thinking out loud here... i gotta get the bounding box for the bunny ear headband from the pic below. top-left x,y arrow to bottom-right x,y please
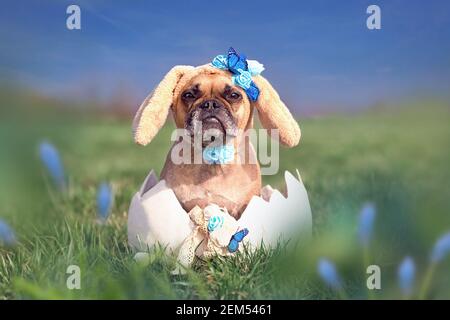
211,47 -> 265,101
134,47 -> 301,147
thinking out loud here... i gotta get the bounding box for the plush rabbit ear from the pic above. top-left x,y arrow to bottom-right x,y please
252,75 -> 301,147
133,65 -> 194,146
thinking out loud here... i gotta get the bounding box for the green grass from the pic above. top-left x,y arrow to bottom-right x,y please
0,92 -> 449,299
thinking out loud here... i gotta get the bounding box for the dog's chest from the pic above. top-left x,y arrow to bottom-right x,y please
162,163 -> 261,219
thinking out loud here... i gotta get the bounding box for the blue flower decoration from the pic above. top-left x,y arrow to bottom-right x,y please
232,69 -> 252,90
203,145 -> 234,165
210,47 -> 263,101
207,215 -> 224,232
211,55 -> 228,70
247,60 -> 265,76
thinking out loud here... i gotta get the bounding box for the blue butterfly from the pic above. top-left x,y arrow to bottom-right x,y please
227,47 -> 248,73
227,228 -> 249,253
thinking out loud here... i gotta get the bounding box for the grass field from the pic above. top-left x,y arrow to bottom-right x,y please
0,91 -> 449,299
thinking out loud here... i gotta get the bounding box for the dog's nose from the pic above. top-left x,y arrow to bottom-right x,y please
199,100 -> 221,110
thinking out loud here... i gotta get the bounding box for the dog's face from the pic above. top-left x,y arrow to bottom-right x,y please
172,73 -> 252,145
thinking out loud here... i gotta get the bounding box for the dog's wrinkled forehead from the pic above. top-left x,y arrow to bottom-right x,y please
182,74 -> 241,99
173,65 -> 237,101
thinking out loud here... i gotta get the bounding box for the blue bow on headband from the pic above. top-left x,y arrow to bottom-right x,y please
211,47 -> 264,101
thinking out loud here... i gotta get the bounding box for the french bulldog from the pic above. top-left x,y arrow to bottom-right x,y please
133,62 -> 300,218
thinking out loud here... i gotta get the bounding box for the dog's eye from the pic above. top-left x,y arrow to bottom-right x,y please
229,92 -> 241,100
182,91 -> 195,100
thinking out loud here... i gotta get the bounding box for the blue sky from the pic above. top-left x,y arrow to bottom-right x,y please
1,0 -> 449,114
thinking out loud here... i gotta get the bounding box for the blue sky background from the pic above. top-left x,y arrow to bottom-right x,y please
1,0 -> 449,115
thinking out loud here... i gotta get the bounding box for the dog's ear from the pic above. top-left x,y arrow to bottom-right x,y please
133,65 -> 194,146
252,75 -> 301,147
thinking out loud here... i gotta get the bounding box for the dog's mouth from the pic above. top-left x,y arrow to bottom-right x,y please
202,115 -> 224,134
185,106 -> 237,147
201,116 -> 229,147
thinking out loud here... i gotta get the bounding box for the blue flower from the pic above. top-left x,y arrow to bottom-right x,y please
203,145 -> 234,164
207,215 -> 224,232
430,231 -> 450,263
97,182 -> 113,221
317,258 -> 342,290
232,69 -> 252,90
247,59 -> 265,76
358,202 -> 376,246
39,141 -> 66,190
203,147 -> 220,164
211,54 -> 228,70
398,256 -> 416,296
0,219 -> 16,246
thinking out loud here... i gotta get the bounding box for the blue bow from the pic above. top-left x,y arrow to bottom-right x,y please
211,47 -> 263,101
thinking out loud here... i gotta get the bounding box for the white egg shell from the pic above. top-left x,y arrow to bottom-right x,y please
127,170 -> 194,252
127,170 -> 312,253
